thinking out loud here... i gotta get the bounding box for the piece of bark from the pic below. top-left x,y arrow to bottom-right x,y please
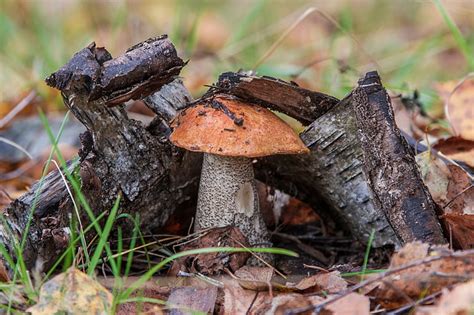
144,79 -> 193,123
46,35 -> 185,107
214,72 -> 339,124
0,37 -> 201,274
352,71 -> 446,244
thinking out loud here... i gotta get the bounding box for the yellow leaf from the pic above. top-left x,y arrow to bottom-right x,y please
436,78 -> 474,140
27,268 -> 112,315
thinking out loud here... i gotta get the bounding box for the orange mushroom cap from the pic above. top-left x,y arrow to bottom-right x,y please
170,96 -> 309,158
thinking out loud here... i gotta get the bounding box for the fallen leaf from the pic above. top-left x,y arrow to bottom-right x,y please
445,165 -> 473,214
0,259 -> 9,282
416,152 -> 451,205
416,280 -> 474,315
169,227 -> 250,276
436,78 -> 474,140
0,187 -> 12,212
260,293 -> 315,315
167,286 -> 218,315
416,152 -> 473,216
442,214 -> 474,249
280,198 -> 320,226
433,137 -> 474,168
222,276 -> 271,314
324,293 -> 370,315
27,267 -> 112,315
287,271 -> 347,294
257,182 -> 319,227
393,97 -> 435,139
232,266 -> 275,291
372,242 -> 474,309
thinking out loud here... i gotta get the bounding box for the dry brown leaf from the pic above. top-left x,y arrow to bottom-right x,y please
416,148 -> 474,249
442,214 -> 474,249
416,151 -> 473,217
169,227 -> 250,276
260,293 -> 316,315
416,152 -> 451,205
324,293 -> 370,315
280,198 -> 320,226
167,286 -> 218,315
222,277 -> 271,314
372,242 -> 474,309
258,182 -> 319,227
392,97 -> 434,139
0,187 -> 12,212
27,267 -> 112,315
445,165 -> 473,214
433,137 -> 474,168
436,78 -> 474,140
232,266 -> 276,291
0,259 -> 9,282
416,280 -> 474,315
287,271 -> 348,294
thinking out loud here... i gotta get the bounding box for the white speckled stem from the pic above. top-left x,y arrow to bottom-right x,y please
195,154 -> 270,248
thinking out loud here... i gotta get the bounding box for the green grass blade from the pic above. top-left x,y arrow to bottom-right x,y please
433,0 -> 474,70
341,269 -> 386,277
42,211 -> 107,283
116,227 -> 123,275
124,214 -> 140,278
361,229 -> 375,278
87,194 -> 121,276
3,110 -> 71,310
227,0 -> 267,45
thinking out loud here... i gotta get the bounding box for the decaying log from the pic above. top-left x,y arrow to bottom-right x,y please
255,97 -> 399,247
352,71 -> 446,244
0,36 -> 201,273
214,72 -> 445,246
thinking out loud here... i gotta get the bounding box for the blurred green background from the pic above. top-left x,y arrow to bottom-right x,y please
0,0 -> 473,114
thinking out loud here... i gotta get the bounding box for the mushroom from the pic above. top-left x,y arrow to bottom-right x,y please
170,95 -> 309,259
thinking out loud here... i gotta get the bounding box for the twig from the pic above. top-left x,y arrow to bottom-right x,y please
0,91 -> 36,128
386,289 -> 445,315
273,232 -> 330,264
0,136 -> 33,160
231,237 -> 287,279
286,249 -> 474,314
246,291 -> 260,315
443,185 -> 474,209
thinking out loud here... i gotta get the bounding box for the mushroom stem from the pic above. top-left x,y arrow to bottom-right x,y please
196,153 -> 270,249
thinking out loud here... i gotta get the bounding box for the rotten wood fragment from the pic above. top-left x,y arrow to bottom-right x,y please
144,79 -> 193,122
0,37 -> 200,274
352,71 -> 446,244
214,72 -> 339,124
45,35 -> 185,107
